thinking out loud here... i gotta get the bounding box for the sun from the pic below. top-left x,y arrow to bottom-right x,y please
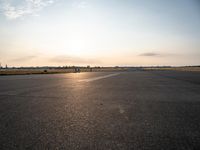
68,38 -> 86,56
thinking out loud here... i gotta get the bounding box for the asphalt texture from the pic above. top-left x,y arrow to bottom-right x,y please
0,71 -> 200,150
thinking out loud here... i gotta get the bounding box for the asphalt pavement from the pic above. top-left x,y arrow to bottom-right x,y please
0,71 -> 200,150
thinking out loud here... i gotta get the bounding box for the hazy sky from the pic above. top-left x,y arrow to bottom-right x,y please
0,0 -> 200,67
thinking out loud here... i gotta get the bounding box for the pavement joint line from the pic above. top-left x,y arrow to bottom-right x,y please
79,73 -> 120,82
0,94 -> 63,99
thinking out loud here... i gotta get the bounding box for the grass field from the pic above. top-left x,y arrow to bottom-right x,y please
0,66 -> 199,75
0,67 -> 129,75
143,66 -> 200,72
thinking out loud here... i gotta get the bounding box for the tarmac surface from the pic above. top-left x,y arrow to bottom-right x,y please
0,71 -> 200,150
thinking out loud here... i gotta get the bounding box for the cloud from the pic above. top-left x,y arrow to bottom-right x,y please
72,1 -> 89,9
139,52 -> 177,58
11,55 -> 37,62
139,52 -> 161,57
50,55 -> 100,65
1,0 -> 55,20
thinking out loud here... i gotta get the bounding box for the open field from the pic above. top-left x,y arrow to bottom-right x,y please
1,66 -> 200,76
143,66 -> 200,72
0,70 -> 200,149
0,67 -> 129,75
0,68 -> 75,75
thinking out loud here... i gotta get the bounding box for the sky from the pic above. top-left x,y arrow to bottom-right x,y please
0,0 -> 200,67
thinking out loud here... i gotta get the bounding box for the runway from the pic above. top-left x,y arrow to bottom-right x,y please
0,71 -> 200,149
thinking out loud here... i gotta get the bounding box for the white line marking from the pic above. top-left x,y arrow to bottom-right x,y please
79,73 -> 120,82
119,106 -> 125,114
